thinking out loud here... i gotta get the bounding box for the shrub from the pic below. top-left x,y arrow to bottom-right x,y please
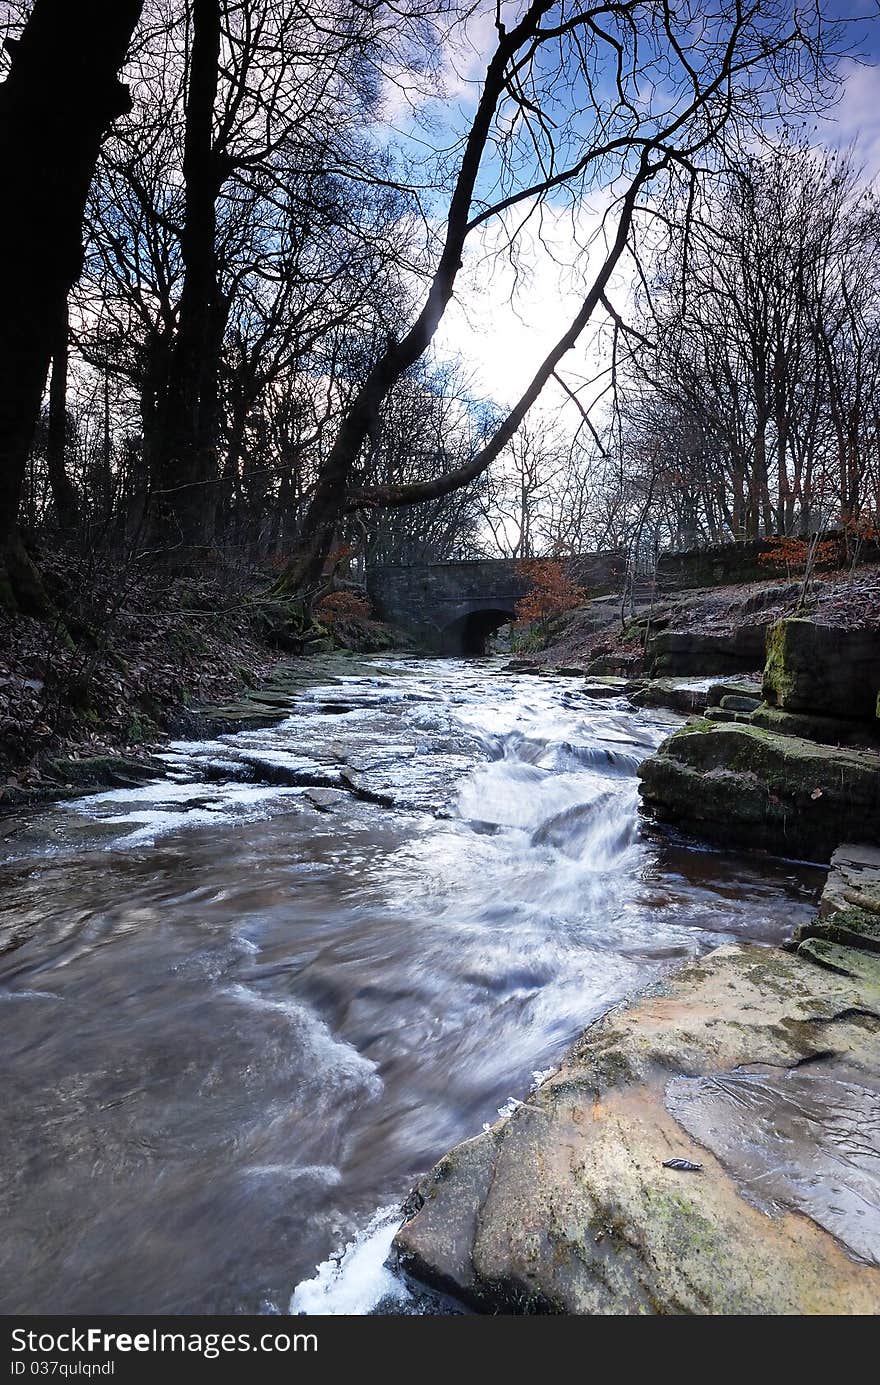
314,590 -> 373,625
514,559 -> 586,643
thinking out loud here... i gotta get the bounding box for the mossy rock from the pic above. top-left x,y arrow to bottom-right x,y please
763,618 -> 880,720
789,907 -> 880,956
638,721 -> 880,861
45,755 -> 160,789
796,938 -> 880,992
750,702 -> 879,748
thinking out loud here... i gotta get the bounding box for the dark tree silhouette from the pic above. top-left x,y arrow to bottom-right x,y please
0,0 -> 144,609
149,0 -> 222,552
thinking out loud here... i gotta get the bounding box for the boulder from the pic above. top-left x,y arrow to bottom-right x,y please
393,943 -> 880,1314
763,618 -> 880,721
628,680 -> 709,715
719,694 -> 760,713
706,678 -> 762,705
704,706 -> 752,724
637,720 -> 880,861
644,625 -> 765,678
586,651 -> 644,677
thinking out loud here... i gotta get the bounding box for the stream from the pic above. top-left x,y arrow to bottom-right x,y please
0,657 -> 823,1314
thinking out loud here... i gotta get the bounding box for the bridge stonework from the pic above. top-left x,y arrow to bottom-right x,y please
367,553 -> 623,653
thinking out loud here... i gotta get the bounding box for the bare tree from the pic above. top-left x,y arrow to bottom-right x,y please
269,0 -> 839,602
0,0 -> 144,609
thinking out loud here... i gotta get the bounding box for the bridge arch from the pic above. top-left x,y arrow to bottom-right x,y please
439,605 -> 516,655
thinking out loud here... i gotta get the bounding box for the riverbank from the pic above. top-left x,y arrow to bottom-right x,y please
522,565 -> 880,683
0,549 -> 402,807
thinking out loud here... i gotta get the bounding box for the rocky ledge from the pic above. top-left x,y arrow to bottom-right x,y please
637,720 -> 880,862
393,934 -> 880,1314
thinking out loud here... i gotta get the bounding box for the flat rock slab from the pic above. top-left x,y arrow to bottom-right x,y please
629,680 -> 709,715
791,843 -> 880,954
822,842 -> 880,917
580,677 -> 640,698
393,943 -> 880,1314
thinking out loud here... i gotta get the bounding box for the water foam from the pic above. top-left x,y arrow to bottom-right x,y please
290,1205 -> 410,1315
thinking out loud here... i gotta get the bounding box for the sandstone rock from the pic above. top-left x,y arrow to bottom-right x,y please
645,626 -> 765,678
788,843 -> 880,954
795,937 -> 880,989
628,680 -> 709,715
763,618 -> 880,721
820,842 -> 880,917
637,721 -> 880,861
46,755 -> 161,788
749,704 -> 879,748
193,701 -> 287,734
704,707 -> 752,724
719,694 -> 760,713
393,944 -> 880,1314
581,676 -> 642,698
706,678 -> 762,705
586,652 -> 644,677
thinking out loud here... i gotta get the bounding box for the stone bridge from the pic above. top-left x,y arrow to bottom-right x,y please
367,553 -> 624,653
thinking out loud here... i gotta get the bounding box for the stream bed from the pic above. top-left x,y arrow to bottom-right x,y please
0,657 -> 823,1313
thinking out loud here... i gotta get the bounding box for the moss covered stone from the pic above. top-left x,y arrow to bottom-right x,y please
762,618 -> 880,720
637,720 -> 880,861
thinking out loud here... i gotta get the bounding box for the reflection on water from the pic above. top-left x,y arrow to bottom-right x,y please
0,658 -> 822,1313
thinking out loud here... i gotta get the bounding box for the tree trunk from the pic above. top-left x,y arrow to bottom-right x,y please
0,0 -> 143,610
46,298 -> 79,531
150,0 -> 223,558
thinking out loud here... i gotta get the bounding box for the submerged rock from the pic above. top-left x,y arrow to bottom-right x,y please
393,943 -> 880,1314
637,720 -> 880,861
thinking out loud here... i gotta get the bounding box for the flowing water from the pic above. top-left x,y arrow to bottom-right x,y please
0,657 -> 823,1314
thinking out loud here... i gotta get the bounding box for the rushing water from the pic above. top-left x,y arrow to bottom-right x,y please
0,657 -> 823,1314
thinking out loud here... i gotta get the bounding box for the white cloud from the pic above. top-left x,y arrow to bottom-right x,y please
816,57 -> 880,175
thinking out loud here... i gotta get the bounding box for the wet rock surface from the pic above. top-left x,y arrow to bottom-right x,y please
393,943 -> 880,1314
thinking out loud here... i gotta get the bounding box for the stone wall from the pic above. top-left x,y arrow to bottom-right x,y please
658,533 -> 880,591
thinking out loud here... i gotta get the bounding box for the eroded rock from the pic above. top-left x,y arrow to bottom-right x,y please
763,619 -> 880,721
645,626 -> 765,678
393,944 -> 880,1314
